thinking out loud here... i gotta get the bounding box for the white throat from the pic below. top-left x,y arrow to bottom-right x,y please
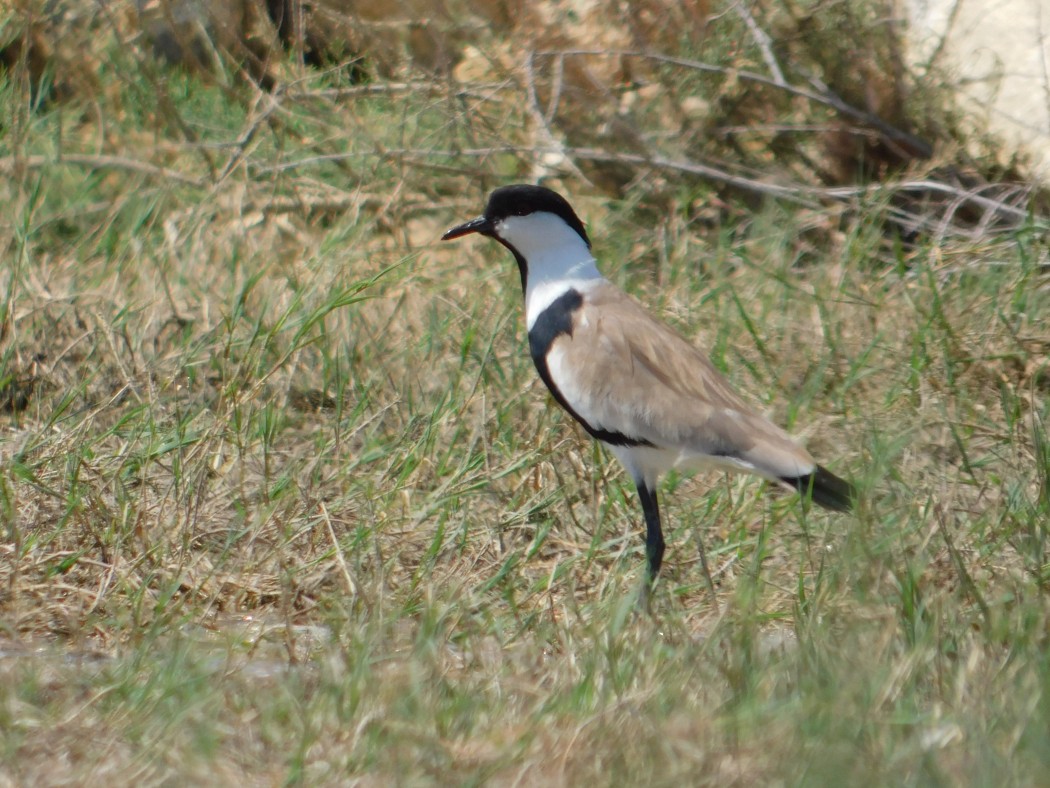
495,212 -> 604,329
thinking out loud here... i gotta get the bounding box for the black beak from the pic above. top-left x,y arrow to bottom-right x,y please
442,215 -> 492,241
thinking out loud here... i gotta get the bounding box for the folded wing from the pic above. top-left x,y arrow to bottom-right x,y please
545,282 -> 818,481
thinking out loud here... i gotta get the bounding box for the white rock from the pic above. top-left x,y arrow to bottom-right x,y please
904,0 -> 1050,181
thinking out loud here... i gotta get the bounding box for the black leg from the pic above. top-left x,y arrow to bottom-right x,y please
639,480 -> 719,611
637,483 -> 664,585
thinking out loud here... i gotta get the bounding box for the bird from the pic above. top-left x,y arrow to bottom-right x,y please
442,184 -> 854,598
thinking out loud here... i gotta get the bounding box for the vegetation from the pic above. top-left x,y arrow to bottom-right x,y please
1,1 -> 1048,783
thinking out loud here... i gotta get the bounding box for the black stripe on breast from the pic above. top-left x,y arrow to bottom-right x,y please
528,289 -> 652,448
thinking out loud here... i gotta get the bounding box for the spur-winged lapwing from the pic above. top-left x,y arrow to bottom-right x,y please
442,184 -> 854,594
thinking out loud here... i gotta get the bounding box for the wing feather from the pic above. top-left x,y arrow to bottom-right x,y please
545,282 -> 815,479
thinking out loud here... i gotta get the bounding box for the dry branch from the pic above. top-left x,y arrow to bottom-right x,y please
250,143 -> 1038,237
0,153 -> 205,187
532,48 -> 935,161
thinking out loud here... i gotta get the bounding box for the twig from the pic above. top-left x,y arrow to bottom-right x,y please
321,502 -> 358,600
532,48 -> 934,159
733,1 -> 787,86
252,144 -> 1038,230
546,52 -> 567,122
523,51 -> 593,185
568,147 -> 816,204
0,153 -> 205,187
915,0 -> 965,74
934,503 -> 991,628
695,532 -> 720,611
310,81 -> 473,98
217,90 -> 282,183
820,179 -> 1032,222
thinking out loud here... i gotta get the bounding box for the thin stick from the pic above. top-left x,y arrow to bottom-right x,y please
523,51 -> 593,184
321,502 -> 358,600
255,144 -> 1033,228
532,48 -> 934,158
0,153 -> 204,186
695,531 -> 720,612
733,1 -> 787,86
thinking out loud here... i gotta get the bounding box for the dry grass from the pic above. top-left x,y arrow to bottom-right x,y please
1,1 -> 1049,784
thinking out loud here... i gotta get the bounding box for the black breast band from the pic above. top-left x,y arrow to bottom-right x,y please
528,289 -> 652,448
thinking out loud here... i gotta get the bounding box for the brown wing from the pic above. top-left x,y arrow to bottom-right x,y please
546,282 -> 816,478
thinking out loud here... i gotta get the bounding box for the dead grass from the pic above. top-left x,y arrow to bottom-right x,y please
0,1 -> 1049,785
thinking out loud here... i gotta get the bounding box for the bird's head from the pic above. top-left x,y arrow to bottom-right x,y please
442,184 -> 590,251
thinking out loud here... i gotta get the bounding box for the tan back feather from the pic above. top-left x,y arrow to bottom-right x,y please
553,281 -> 815,479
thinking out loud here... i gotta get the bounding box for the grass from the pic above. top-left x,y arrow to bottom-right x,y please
2,4 -> 1050,785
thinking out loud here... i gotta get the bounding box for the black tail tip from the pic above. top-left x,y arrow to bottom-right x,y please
781,466 -> 855,513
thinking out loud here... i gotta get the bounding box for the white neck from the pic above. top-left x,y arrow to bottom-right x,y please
494,213 -> 604,328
